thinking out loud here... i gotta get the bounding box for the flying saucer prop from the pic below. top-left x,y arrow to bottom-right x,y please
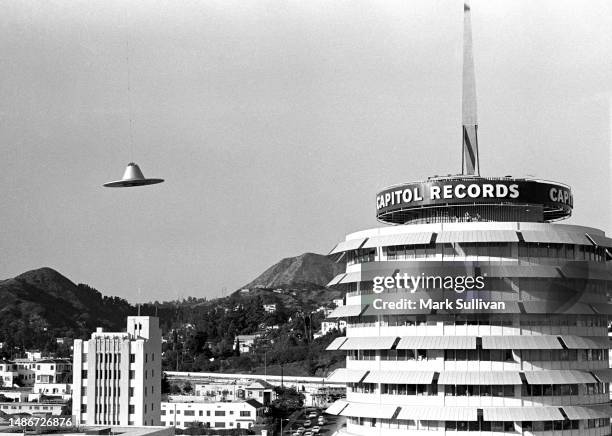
103,162 -> 164,188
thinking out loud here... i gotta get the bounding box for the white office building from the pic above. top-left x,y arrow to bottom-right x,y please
72,316 -> 162,427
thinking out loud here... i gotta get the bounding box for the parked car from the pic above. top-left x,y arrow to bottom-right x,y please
311,426 -> 321,433
303,419 -> 311,427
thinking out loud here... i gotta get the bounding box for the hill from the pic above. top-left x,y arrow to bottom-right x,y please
0,267 -> 134,353
242,252 -> 343,290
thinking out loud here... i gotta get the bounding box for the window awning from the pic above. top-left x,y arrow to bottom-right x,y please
363,370 -> 435,384
563,404 -> 612,420
437,230 -> 519,243
325,369 -> 367,383
339,336 -> 397,350
340,403 -> 398,419
329,238 -> 367,255
325,399 -> 349,415
482,335 -> 562,349
396,336 -> 477,349
397,406 -> 477,421
327,305 -> 365,318
519,230 -> 590,245
326,273 -> 346,287
483,407 -> 564,421
591,304 -> 612,315
524,370 -> 597,385
325,337 -> 348,351
338,271 -> 362,284
438,371 -> 521,385
362,232 -> 433,248
592,369 -> 612,383
560,335 -> 610,349
586,233 -> 612,248
520,302 -> 595,315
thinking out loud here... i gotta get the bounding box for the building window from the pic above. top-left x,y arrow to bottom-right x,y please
130,354 -> 135,363
161,410 -> 166,416
214,411 -> 225,416
206,411 -> 211,416
81,405 -> 87,413
184,411 -> 195,416
130,387 -> 134,396
129,370 -> 135,379
240,411 -> 251,417
129,405 -> 135,414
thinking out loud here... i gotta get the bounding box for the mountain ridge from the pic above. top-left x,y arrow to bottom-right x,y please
242,252 -> 343,290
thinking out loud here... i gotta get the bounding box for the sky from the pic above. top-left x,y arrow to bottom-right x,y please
1,0 -> 611,303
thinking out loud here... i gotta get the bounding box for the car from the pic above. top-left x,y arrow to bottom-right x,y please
292,433 -> 300,436
297,427 -> 305,433
311,426 -> 321,433
308,412 -> 318,419
304,432 -> 313,436
303,419 -> 311,427
317,417 -> 326,425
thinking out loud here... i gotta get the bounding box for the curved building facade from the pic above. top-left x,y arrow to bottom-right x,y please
323,4 -> 611,434
325,213 -> 612,435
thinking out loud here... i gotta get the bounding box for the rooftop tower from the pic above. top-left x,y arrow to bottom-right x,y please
462,1 -> 479,176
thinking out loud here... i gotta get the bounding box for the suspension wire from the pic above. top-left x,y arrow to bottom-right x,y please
124,3 -> 135,162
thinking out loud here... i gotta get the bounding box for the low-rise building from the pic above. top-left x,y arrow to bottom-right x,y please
320,319 -> 346,336
160,396 -> 263,430
194,379 -> 273,405
262,304 -> 277,313
14,358 -> 36,386
234,334 -> 260,354
0,362 -> 18,388
0,401 -> 64,416
35,359 -> 71,384
25,351 -> 42,361
0,388 -> 30,402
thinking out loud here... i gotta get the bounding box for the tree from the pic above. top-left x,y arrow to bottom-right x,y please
234,337 -> 240,357
161,374 -> 171,394
268,387 -> 304,418
183,381 -> 193,394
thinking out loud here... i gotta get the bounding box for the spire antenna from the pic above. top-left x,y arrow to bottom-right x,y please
462,1 -> 480,175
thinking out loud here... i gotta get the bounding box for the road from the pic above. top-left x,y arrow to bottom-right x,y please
282,408 -> 346,436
